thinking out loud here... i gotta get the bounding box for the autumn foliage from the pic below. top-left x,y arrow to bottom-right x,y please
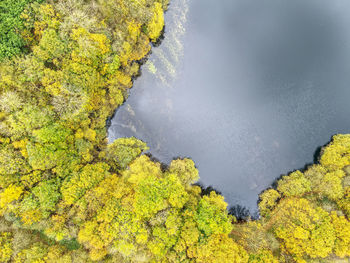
0,0 -> 349,262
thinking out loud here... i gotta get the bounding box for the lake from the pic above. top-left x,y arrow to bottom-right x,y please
108,0 -> 350,213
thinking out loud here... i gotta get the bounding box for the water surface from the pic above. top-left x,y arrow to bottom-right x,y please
109,0 -> 350,212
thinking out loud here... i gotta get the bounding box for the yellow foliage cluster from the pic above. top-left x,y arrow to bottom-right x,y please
331,212 -> 350,258
0,232 -> 13,263
195,234 -> 249,263
72,155 -> 238,262
273,198 -> 335,261
0,184 -> 24,213
146,2 -> 165,41
320,134 -> 350,171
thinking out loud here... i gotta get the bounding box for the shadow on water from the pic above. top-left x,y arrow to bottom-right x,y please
228,205 -> 255,221
145,153 -> 169,171
313,146 -> 323,164
266,136 -> 333,190
151,27 -> 166,47
194,183 -> 223,196
229,136 -> 334,221
256,137 -> 333,214
194,182 -> 256,220
312,135 -> 335,164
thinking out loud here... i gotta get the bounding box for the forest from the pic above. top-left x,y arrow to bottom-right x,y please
0,0 -> 349,262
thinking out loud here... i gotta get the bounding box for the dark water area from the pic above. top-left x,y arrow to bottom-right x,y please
108,0 -> 350,213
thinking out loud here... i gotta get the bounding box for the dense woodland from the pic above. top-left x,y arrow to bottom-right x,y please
0,0 -> 349,262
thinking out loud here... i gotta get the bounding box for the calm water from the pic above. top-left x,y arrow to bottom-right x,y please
109,0 -> 350,213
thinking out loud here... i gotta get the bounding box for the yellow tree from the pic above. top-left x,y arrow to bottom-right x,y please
270,198 -> 336,262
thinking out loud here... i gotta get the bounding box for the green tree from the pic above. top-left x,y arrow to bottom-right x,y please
61,163 -> 110,206
0,0 -> 43,60
195,191 -> 233,237
104,137 -> 148,170
26,123 -> 75,170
